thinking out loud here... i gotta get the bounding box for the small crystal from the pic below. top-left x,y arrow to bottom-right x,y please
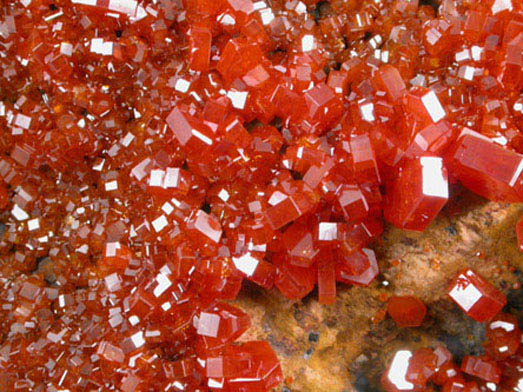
447,269 -> 506,322
387,296 -> 427,327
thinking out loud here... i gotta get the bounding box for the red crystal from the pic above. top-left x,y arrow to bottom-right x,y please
381,348 -> 438,392
188,26 -> 212,72
461,355 -> 502,383
206,341 -> 283,390
422,18 -> 461,57
404,87 -> 447,128
433,346 -> 453,369
232,251 -> 276,289
348,134 -> 381,184
282,221 -> 319,267
449,129 -> 523,202
447,269 -> 506,322
196,302 -> 251,350
432,361 -> 462,386
499,349 -> 523,391
0,182 -> 9,210
406,348 -> 437,385
387,296 -> 427,328
318,254 -> 336,304
442,380 -> 480,392
517,215 -> 523,252
375,65 -> 406,103
335,248 -> 379,287
98,242 -> 133,274
263,184 -> 317,230
484,312 -> 521,360
274,255 -> 316,300
384,156 -> 449,231
186,210 -> 223,247
166,107 -> 215,152
336,183 -> 372,223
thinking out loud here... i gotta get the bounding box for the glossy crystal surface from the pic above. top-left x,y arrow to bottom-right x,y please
0,0 -> 522,389
484,313 -> 521,360
461,356 -> 502,383
447,269 -> 506,322
384,156 -> 448,231
387,296 -> 427,327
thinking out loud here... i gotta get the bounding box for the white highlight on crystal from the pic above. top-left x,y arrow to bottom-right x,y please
360,102 -> 375,122
387,351 -> 414,391
153,273 -> 172,297
12,204 -> 29,221
14,114 -> 31,129
27,218 -> 40,231
259,8 -> 274,24
318,222 -> 338,241
161,202 -> 174,215
152,215 -> 168,233
71,0 -> 97,5
491,0 -> 512,14
197,312 -> 220,337
175,79 -> 190,93
509,159 -> 523,187
218,189 -> 230,202
268,191 -> 287,206
130,331 -> 145,348
104,180 -> 118,191
420,157 -> 448,198
448,276 -> 482,312
232,253 -> 259,277
421,90 -> 446,123
149,169 -> 164,187
490,320 -> 515,332
164,168 -> 180,188
227,91 -> 248,110
60,42 -> 73,56
191,129 -> 213,145
301,35 -> 315,52
462,66 -> 475,81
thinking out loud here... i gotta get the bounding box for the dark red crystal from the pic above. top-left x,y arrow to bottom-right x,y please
447,269 -> 506,322
387,296 -> 427,328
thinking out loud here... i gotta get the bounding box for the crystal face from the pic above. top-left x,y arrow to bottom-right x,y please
384,156 -> 448,231
405,87 -> 447,125
461,356 -> 502,383
447,269 -> 507,322
0,0 -> 522,389
387,296 -> 427,328
484,313 -> 521,360
449,129 -> 523,202
517,216 -> 523,252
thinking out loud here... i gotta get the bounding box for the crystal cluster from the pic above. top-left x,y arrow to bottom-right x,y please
0,0 -> 521,389
382,311 -> 522,392
382,270 -> 520,392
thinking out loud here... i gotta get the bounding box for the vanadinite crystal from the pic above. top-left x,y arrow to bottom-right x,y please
461,356 -> 502,383
387,296 -> 427,327
0,0 -> 522,389
517,215 -> 523,252
484,313 -> 521,360
447,269 -> 506,322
